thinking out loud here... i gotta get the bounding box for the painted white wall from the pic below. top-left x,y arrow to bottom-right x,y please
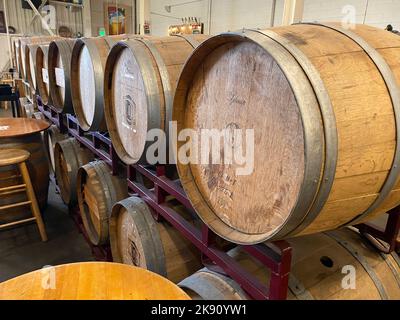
148,0 -> 400,36
302,0 -> 400,29
150,0 -> 287,36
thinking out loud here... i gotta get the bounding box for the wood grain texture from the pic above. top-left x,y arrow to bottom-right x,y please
174,24 -> 400,243
77,160 -> 128,245
35,45 -> 51,105
0,118 -> 50,138
109,197 -> 202,283
0,133 -> 49,224
180,229 -> 400,300
104,35 -> 209,165
54,138 -> 93,206
70,36 -> 126,132
0,262 -> 190,300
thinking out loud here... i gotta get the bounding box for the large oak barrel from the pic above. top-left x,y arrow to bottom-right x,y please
35,44 -> 51,105
44,125 -> 68,175
109,196 -> 202,283
0,119 -> 50,224
70,36 -> 127,132
104,35 -> 209,165
54,138 -> 93,206
77,160 -> 128,245
48,39 -> 76,113
174,23 -> 400,244
179,228 -> 400,300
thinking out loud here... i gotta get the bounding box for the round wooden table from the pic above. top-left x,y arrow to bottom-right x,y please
0,118 -> 50,138
0,118 -> 51,224
0,262 -> 191,300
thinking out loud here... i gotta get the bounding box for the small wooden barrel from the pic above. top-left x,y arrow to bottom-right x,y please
0,118 -> 50,224
104,35 -> 209,165
44,125 -> 68,175
54,138 -> 93,206
77,160 -> 128,245
109,196 -> 202,283
25,43 -> 50,94
35,44 -> 51,105
180,228 -> 400,300
0,262 -> 190,300
70,36 -> 127,132
48,39 -> 76,113
174,23 -> 400,244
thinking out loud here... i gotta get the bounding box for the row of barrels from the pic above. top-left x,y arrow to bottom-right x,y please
49,130 -> 400,299
17,23 -> 400,245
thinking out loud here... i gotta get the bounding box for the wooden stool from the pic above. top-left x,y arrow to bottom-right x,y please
0,149 -> 47,241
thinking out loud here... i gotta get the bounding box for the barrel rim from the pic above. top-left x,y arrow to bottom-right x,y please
251,27 -> 339,236
77,160 -> 112,246
35,44 -> 51,105
48,39 -> 75,113
71,38 -> 107,132
173,32 -> 324,244
104,39 -> 162,165
109,196 -> 167,276
300,22 -> 400,227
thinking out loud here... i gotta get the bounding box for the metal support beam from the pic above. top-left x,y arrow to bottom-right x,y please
82,0 -> 92,37
138,0 -> 150,35
282,0 -> 304,26
25,0 -> 55,35
2,0 -> 13,68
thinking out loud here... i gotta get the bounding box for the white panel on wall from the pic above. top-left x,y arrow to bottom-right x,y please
0,0 -> 84,36
210,0 -> 274,33
302,0 -> 400,29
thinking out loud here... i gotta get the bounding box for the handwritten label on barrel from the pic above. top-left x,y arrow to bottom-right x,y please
42,68 -> 49,84
0,126 -> 10,131
55,67 -> 65,88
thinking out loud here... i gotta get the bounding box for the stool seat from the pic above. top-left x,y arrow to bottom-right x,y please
0,149 -> 30,166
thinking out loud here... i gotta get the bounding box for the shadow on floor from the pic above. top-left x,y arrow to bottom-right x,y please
0,182 -> 94,282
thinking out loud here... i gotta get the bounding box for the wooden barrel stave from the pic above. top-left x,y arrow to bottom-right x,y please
179,228 -> 400,300
44,125 -> 68,175
36,44 -> 51,105
54,138 -> 93,206
77,160 -> 128,245
71,36 -> 127,132
109,196 -> 202,283
48,39 -> 75,113
0,135 -> 49,224
104,35 -> 209,165
173,24 -> 400,244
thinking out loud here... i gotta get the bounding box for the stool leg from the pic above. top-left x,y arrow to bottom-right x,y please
18,161 -> 48,242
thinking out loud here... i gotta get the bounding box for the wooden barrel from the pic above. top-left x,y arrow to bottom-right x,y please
109,196 -> 202,283
179,228 -> 400,300
0,118 -> 50,224
174,23 -> 400,244
77,160 -> 128,245
44,125 -> 68,175
25,43 -> 45,94
104,35 -> 209,165
70,36 -> 127,132
0,262 -> 190,300
20,36 -> 58,81
48,39 -> 76,113
35,44 -> 51,105
54,138 -> 93,206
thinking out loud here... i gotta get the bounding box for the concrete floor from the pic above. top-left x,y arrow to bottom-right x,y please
0,182 -> 94,282
0,106 -> 94,283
